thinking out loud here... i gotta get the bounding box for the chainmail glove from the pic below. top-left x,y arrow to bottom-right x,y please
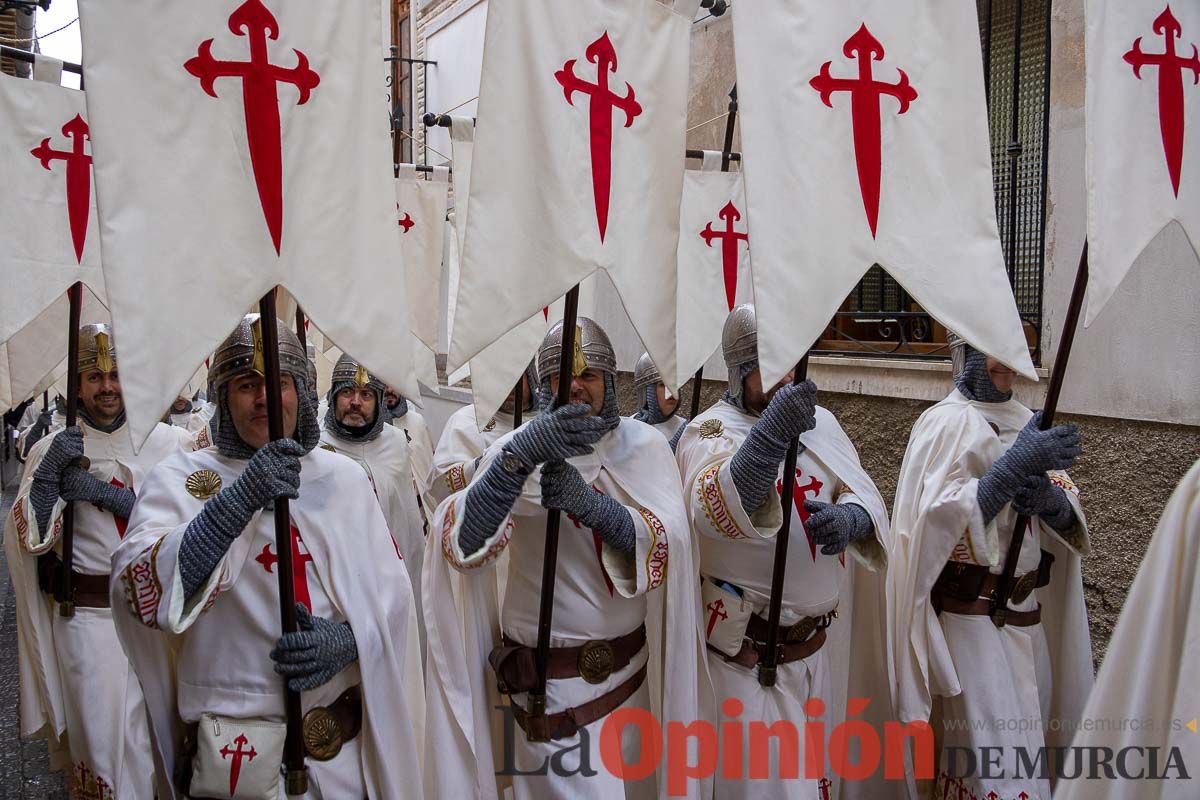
271,604 -> 359,692
459,453 -> 529,558
978,412 -> 1081,524
60,466 -> 135,519
29,426 -> 85,535
507,402 -> 608,468
803,500 -> 873,555
540,459 -> 635,556
1012,475 -> 1075,532
729,381 -> 818,514
179,439 -> 304,598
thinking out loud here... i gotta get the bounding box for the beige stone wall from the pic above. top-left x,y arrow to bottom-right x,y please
615,372 -> 1200,668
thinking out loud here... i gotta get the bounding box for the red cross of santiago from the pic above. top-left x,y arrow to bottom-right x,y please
255,523 -> 315,610
810,24 -> 918,239
1125,6 -> 1199,198
220,733 -> 257,795
555,32 -> 643,243
700,201 -> 749,311
30,114 -> 92,264
184,0 -> 320,255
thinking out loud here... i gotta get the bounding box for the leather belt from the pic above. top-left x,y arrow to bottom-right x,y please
511,663 -> 647,742
490,624 -> 647,693
933,549 -> 1054,609
37,553 -> 110,608
936,599 -> 1043,627
746,609 -> 836,645
302,685 -> 362,761
711,628 -> 828,670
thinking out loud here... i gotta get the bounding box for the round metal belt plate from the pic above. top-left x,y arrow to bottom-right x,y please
578,639 -> 616,684
302,706 -> 344,761
1010,570 -> 1039,604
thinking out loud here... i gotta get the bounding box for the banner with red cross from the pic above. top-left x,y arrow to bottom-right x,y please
0,75 -> 108,358
77,0 -> 416,448
733,0 -> 1035,387
447,0 -> 698,400
1085,1 -> 1199,326
675,154 -> 753,388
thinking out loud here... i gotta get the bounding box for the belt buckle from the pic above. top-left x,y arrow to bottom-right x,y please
1010,570 -> 1039,604
302,705 -> 345,761
578,639 -> 615,684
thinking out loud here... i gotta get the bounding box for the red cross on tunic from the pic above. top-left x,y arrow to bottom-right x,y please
565,484 -> 616,596
1124,6 -> 1200,197
777,468 -> 824,561
109,477 -> 130,539
818,777 -> 832,800
255,522 -> 315,610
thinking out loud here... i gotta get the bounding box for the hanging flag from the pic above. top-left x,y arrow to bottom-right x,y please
1085,1 -> 1199,325
77,0 -> 415,447
733,0 -> 1036,385
0,75 -> 107,346
448,0 -> 697,392
396,165 -> 449,352
675,152 -> 753,388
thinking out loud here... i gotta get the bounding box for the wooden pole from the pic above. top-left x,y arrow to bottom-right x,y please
757,353 -> 810,687
527,285 -> 581,740
991,242 -> 1089,626
688,84 -> 739,420
57,282 -> 83,617
256,292 -> 309,794
294,308 -> 307,352
512,376 -> 525,429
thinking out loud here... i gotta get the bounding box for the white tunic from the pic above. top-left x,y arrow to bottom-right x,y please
6,420 -> 193,799
625,414 -> 686,443
1056,458 -> 1200,800
110,446 -> 425,800
318,423 -> 428,648
425,418 -> 710,800
676,401 -> 893,800
391,407 -> 436,511
887,389 -> 1091,800
429,403 -> 520,506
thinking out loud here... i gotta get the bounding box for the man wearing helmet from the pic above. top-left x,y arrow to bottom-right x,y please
424,317 -> 707,799
628,352 -> 687,450
319,354 -> 427,638
674,304 -> 892,800
110,315 -> 424,799
6,324 -> 194,799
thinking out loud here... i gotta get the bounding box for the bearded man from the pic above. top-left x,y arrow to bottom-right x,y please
888,336 -> 1090,800
675,304 -> 892,800
5,324 -> 193,799
319,354 -> 427,634
424,317 -> 707,799
110,314 -> 424,799
628,352 -> 686,451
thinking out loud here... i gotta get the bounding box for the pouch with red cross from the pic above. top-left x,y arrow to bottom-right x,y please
701,577 -> 753,657
190,713 -> 285,800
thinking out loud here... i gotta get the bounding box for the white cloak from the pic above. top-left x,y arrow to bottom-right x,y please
6,419 -> 193,799
424,418 -> 711,799
392,407 -> 436,503
109,446 -> 425,799
676,401 -> 894,800
887,389 -> 1092,800
626,414 -> 687,444
1057,458 -> 1200,800
429,403 -> 522,507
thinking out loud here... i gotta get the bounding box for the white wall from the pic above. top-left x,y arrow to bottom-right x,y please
422,0 -> 487,164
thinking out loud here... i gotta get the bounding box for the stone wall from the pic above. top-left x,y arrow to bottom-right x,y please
615,372 -> 1200,668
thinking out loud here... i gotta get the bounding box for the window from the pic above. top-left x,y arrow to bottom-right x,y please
814,0 -> 1051,364
389,1 -> 413,164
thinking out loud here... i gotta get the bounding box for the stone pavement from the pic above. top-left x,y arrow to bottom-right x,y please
0,454 -> 68,799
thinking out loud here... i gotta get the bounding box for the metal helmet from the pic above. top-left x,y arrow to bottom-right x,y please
537,316 -> 617,380
633,352 -> 662,391
722,304 -> 758,405
78,323 -> 117,374
329,354 -> 385,395
946,330 -> 968,379
208,314 -> 310,393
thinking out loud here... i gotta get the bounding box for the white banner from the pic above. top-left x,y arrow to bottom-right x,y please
78,0 -> 416,447
1085,1 -> 1200,325
676,162 -> 752,387
733,0 -> 1035,385
0,75 -> 107,345
396,166 -> 449,351
449,0 -> 692,390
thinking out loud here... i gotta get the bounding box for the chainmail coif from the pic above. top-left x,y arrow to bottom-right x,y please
955,346 -> 1013,403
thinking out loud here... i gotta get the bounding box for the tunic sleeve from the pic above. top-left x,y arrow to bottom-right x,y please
434,448 -> 517,573
600,503 -> 670,599
677,421 -> 782,543
12,435 -> 66,555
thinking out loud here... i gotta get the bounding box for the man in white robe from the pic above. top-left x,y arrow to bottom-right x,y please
166,393 -> 216,434
887,338 -> 1091,800
628,352 -> 687,451
17,394 -> 66,460
319,354 -> 427,637
5,324 -> 193,799
430,362 -> 540,507
675,304 -> 892,800
385,385 -> 436,513
109,314 -> 424,800
425,317 -> 709,800
1057,458 -> 1199,800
